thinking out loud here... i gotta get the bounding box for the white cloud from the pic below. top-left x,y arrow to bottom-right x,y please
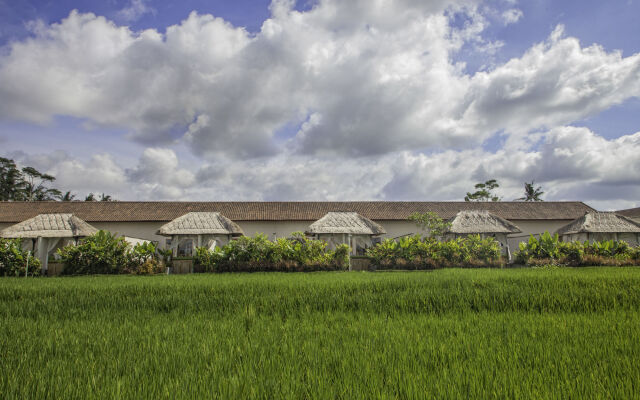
117,0 -> 155,23
1,1 -> 640,208
1,3 -> 638,160
501,8 -> 523,25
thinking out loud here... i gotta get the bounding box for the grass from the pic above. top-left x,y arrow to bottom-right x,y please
1,268 -> 640,398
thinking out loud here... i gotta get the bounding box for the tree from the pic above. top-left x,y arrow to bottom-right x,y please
464,179 -> 501,202
21,166 -> 62,201
60,191 -> 76,201
85,192 -> 115,202
517,181 -> 544,202
0,157 -> 25,201
408,211 -> 452,238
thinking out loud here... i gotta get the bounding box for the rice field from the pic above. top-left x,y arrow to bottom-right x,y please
1,268 -> 640,399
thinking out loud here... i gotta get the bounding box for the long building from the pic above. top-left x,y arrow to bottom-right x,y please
0,201 -> 594,251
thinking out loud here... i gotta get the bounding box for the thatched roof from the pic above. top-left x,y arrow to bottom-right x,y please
306,212 -> 386,235
447,210 -> 522,234
0,201 -> 595,223
556,212 -> 640,235
0,213 -> 98,238
156,212 -> 243,236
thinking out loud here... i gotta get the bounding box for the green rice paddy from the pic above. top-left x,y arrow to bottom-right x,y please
2,268 -> 640,399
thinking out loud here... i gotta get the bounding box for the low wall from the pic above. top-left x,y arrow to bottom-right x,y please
172,259 -> 194,274
47,262 -> 64,276
350,257 -> 372,271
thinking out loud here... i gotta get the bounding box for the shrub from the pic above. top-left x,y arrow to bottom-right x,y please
514,232 -> 640,267
366,234 -> 503,269
194,233 -> 349,272
57,231 -> 164,275
0,238 -> 41,277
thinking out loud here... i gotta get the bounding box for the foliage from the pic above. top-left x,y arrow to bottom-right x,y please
0,238 -> 41,276
57,231 -> 163,275
194,233 -> 349,272
464,179 -> 501,202
366,234 -> 502,269
408,211 -> 451,238
0,157 -> 25,201
514,231 -> 640,266
84,192 -> 115,201
3,270 -> 640,398
516,180 -> 544,201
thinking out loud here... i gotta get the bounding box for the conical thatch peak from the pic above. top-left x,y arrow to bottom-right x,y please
156,212 -> 243,236
306,211 -> 386,235
556,212 -> 640,235
447,210 -> 521,234
0,213 -> 98,238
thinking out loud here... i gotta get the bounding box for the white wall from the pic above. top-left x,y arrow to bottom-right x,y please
1,218 -> 580,251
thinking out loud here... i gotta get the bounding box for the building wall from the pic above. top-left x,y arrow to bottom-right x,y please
2,219 -> 577,251
504,219 -> 573,250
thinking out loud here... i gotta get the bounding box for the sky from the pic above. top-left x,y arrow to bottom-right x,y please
0,0 -> 639,210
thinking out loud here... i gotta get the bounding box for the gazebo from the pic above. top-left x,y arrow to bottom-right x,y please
305,211 -> 386,255
555,211 -> 640,245
156,212 -> 243,256
444,210 -> 522,257
0,213 -> 98,272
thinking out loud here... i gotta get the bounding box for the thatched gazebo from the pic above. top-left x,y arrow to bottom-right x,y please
156,212 -> 243,256
0,213 -> 98,272
555,211 -> 640,245
445,210 -> 522,257
305,211 -> 386,255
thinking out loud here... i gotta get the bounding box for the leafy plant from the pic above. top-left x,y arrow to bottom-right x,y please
408,212 -> 451,238
0,238 -> 41,276
464,179 -> 501,202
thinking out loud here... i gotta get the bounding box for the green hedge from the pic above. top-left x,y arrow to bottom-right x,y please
0,238 -> 41,277
366,235 -> 503,269
514,232 -> 640,267
194,233 -> 350,272
57,231 -> 164,275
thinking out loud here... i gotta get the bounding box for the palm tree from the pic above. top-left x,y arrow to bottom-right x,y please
517,181 -> 544,201
60,191 -> 76,201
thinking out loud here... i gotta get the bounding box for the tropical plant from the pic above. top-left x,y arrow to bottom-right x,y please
516,180 -> 544,201
0,238 -> 41,276
408,212 -> 451,238
194,233 -> 349,272
366,234 -> 502,269
0,157 -> 25,201
464,179 -> 501,202
21,166 -> 62,201
58,230 -> 132,275
60,191 -> 76,201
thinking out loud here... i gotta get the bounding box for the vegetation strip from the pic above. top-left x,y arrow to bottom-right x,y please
1,269 -> 640,398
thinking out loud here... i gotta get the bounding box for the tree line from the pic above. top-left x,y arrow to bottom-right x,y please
0,157 -> 114,202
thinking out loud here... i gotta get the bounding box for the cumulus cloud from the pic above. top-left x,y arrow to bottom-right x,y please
501,8 -> 523,25
3,1 -> 637,160
117,0 -> 155,23
126,147 -> 195,190
1,0 -> 640,208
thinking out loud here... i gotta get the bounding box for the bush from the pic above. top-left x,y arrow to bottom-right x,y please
194,233 -> 349,272
514,232 -> 640,267
366,234 -> 503,269
0,238 -> 41,277
57,231 -> 164,275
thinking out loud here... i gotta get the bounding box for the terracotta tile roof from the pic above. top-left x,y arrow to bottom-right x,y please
0,201 -> 595,223
617,207 -> 640,219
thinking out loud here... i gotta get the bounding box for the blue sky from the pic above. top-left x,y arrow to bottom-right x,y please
0,0 -> 639,209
